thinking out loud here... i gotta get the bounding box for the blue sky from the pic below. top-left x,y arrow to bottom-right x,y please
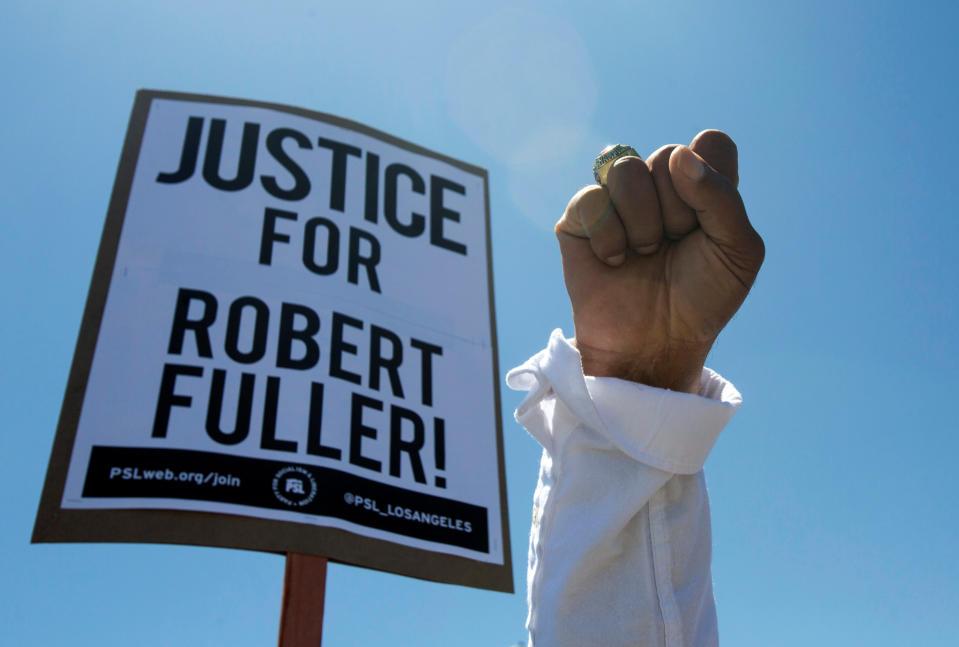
3,1 -> 958,645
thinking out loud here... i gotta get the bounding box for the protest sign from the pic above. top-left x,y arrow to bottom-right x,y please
34,90 -> 511,592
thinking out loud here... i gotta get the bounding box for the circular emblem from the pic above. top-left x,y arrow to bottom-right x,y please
272,466 -> 318,507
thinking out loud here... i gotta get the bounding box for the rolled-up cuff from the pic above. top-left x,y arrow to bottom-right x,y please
506,329 -> 742,473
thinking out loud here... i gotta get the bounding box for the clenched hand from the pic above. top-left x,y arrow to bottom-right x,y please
555,130 -> 765,393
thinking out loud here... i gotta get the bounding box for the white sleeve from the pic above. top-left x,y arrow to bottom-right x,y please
506,330 -> 742,647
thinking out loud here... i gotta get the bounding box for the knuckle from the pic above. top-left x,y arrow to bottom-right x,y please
608,156 -> 647,188
565,184 -> 603,212
613,155 -> 646,172
558,185 -> 607,237
590,229 -> 627,259
663,215 -> 697,239
627,224 -> 663,249
647,144 -> 678,170
693,129 -> 736,149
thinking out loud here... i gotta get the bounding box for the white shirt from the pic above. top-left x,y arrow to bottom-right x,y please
506,330 -> 742,647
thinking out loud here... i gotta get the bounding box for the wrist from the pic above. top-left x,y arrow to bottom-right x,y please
574,338 -> 708,394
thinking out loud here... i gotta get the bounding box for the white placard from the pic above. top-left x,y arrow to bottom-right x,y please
37,92 -> 508,587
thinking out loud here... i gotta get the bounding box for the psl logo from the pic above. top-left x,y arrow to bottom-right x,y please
271,466 -> 318,507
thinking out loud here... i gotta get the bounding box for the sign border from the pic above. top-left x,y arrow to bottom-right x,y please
32,89 -> 512,593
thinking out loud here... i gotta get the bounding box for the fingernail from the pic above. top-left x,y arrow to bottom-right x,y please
634,242 -> 660,255
605,253 -> 625,266
678,148 -> 706,181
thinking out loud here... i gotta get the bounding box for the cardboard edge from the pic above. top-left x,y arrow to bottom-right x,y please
32,89 -> 152,545
482,169 -> 514,591
137,88 -> 487,177
33,507 -> 513,592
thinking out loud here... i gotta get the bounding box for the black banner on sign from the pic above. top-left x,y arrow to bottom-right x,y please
82,446 -> 489,553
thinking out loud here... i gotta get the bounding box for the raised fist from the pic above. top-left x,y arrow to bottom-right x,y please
555,130 -> 765,393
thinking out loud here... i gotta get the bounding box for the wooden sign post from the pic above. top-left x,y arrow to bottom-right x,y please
278,553 -> 328,647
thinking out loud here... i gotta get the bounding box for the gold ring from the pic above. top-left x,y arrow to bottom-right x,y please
593,144 -> 639,185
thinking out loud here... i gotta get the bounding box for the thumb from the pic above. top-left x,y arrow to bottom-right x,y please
690,128 -> 739,187
668,144 -> 764,276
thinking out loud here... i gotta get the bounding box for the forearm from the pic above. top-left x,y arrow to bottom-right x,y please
508,330 -> 741,646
